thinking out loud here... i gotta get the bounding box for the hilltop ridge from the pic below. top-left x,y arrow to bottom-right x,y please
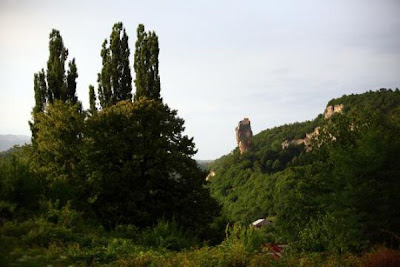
0,135 -> 30,152
209,88 -> 400,226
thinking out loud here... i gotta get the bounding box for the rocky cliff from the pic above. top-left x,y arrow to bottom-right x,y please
281,104 -> 343,149
324,104 -> 344,119
236,118 -> 253,154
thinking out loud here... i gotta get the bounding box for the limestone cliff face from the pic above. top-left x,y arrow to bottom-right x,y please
236,118 -> 253,154
324,104 -> 344,119
282,104 -> 344,150
281,127 -> 320,150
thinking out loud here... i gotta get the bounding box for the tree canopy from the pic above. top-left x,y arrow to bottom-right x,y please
25,24 -> 219,233
209,89 -> 400,252
134,24 -> 161,101
97,22 -> 133,109
30,29 -> 79,144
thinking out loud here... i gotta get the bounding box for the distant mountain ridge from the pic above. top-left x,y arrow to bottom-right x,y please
196,160 -> 214,171
0,135 -> 31,152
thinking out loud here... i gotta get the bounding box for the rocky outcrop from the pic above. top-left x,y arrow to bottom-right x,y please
281,127 -> 320,150
324,104 -> 344,119
282,104 -> 344,150
206,171 -> 215,181
236,118 -> 253,154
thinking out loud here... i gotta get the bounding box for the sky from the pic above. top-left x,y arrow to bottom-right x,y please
0,0 -> 399,159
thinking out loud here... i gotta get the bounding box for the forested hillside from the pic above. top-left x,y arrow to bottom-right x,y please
209,88 -> 400,252
0,135 -> 30,152
1,21 -> 400,265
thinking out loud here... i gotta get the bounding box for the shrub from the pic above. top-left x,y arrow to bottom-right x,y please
297,212 -> 365,253
221,224 -> 265,254
0,152 -> 43,218
140,220 -> 197,251
114,224 -> 140,239
44,200 -> 84,230
22,218 -> 76,247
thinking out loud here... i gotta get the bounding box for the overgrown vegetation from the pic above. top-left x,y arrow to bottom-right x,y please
210,88 -> 400,254
1,20 -> 399,266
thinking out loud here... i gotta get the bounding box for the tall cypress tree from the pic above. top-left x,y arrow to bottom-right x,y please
109,23 -> 122,103
30,29 -> 82,206
97,22 -> 132,109
33,69 -> 47,113
89,84 -> 97,115
134,24 -> 161,101
120,27 -> 133,101
30,69 -> 48,143
46,29 -> 68,103
30,29 -> 79,141
97,40 -> 112,109
66,58 -> 78,104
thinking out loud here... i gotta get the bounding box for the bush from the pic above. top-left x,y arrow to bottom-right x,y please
221,224 -> 265,254
114,224 -> 140,239
140,220 -> 198,251
0,152 -> 43,218
44,200 -> 84,230
297,212 -> 366,253
22,218 -> 76,247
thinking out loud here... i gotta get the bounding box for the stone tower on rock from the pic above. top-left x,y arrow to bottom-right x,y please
236,118 -> 253,154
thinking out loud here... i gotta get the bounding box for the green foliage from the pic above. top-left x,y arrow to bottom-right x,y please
97,22 -> 133,109
46,29 -> 78,104
88,84 -> 97,115
11,20 -> 400,265
209,118 -> 320,224
33,69 -> 47,114
44,201 -> 84,230
24,24 -> 219,241
210,89 -> 400,253
85,98 -> 219,230
46,29 -> 68,103
0,150 -> 43,219
30,29 -> 79,146
134,24 -> 161,101
0,211 -> 398,266
66,58 -> 78,104
32,100 -> 85,206
298,211 -> 365,253
328,88 -> 400,115
221,224 -> 265,253
140,220 -> 197,251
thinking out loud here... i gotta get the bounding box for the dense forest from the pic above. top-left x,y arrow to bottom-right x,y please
1,22 -> 400,266
209,89 -> 400,252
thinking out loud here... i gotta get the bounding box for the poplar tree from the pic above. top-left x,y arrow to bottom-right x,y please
86,24 -> 219,230
97,40 -> 112,108
30,29 -> 79,142
31,29 -> 78,109
66,59 -> 78,104
46,29 -> 68,103
33,69 -> 47,113
134,24 -> 161,101
97,22 -> 132,109
30,28 -> 81,190
30,70 -> 47,142
89,85 -> 97,115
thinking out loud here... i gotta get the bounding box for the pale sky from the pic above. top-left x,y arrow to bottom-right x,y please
1,0 -> 399,159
